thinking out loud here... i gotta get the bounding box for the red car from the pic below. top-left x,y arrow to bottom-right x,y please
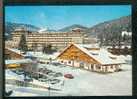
64,74 -> 74,79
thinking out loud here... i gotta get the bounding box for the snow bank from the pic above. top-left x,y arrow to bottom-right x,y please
5,69 -> 24,81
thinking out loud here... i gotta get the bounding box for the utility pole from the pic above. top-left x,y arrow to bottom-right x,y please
48,78 -> 51,96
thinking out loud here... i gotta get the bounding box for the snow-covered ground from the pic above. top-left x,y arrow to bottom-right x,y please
6,64 -> 132,96
26,51 -> 60,60
37,63 -> 132,96
5,53 -> 132,96
6,84 -> 66,96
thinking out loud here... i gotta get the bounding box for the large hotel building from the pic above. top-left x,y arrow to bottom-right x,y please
5,28 -> 97,51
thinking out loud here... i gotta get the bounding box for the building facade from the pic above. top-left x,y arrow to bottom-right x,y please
11,28 -> 86,50
57,43 -> 125,73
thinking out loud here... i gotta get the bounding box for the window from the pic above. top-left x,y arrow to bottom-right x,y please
91,64 -> 94,69
68,61 -> 71,64
111,66 -> 113,69
80,62 -> 84,68
105,66 -> 108,72
96,65 -> 101,70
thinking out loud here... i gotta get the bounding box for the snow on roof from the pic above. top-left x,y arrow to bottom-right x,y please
72,28 -> 82,30
14,27 -> 26,31
115,46 -> 131,49
5,59 -> 32,65
78,44 -> 100,48
27,51 -> 60,60
59,43 -> 125,65
6,47 -> 22,55
38,28 -> 47,33
89,49 -> 125,65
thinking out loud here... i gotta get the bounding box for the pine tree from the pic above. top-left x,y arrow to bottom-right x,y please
18,34 -> 28,53
42,44 -> 46,54
32,43 -> 37,53
42,43 -> 53,54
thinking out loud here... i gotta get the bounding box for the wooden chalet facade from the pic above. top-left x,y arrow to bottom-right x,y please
5,47 -> 37,72
57,43 -> 125,73
5,47 -> 24,60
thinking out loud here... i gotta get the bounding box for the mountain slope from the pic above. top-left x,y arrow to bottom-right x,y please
86,15 -> 131,37
58,24 -> 89,32
5,22 -> 40,39
86,15 -> 131,45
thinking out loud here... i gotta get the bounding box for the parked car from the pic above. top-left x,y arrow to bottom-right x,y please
11,69 -> 17,73
50,79 -> 60,84
47,72 -> 56,76
46,70 -> 53,74
15,70 -> 24,75
42,75 -> 48,79
39,78 -> 45,82
38,61 -> 45,64
54,72 -> 63,77
24,78 -> 33,82
52,62 -> 61,66
64,74 -> 74,79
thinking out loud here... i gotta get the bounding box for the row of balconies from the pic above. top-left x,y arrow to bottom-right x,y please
27,39 -> 72,42
12,34 -> 83,37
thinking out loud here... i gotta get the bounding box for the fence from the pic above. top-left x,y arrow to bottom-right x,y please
6,79 -> 48,89
6,79 -> 60,91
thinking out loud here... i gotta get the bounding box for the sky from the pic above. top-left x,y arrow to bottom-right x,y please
5,5 -> 131,30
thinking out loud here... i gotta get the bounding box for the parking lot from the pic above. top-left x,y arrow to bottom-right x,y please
36,62 -> 132,96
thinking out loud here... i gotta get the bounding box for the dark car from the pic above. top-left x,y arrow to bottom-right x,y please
54,72 -> 63,77
64,74 -> 74,79
52,62 -> 61,66
37,61 -> 45,64
24,78 -> 33,82
46,70 -> 53,74
50,79 -> 60,84
15,70 -> 25,75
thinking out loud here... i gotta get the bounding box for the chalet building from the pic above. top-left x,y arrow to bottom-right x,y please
5,47 -> 38,74
5,59 -> 32,69
10,28 -> 85,50
5,47 -> 24,60
5,40 -> 18,48
56,43 -> 125,73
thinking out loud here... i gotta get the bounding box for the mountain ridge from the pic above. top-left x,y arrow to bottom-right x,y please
5,15 -> 131,41
58,24 -> 89,32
